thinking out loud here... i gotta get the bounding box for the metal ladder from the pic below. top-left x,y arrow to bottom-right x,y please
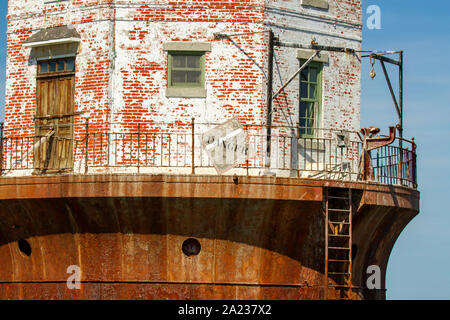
324,187 -> 353,300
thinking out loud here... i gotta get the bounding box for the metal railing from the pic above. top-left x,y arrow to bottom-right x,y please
0,121 -> 418,189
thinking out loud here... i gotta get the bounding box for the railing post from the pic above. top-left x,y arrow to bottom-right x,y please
191,117 -> 195,175
412,137 -> 417,188
245,124 -> 249,177
0,122 -> 4,176
137,123 -> 141,174
85,118 -> 89,174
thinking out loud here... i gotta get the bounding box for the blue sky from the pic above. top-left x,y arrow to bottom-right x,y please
0,1 -> 448,299
361,0 -> 450,300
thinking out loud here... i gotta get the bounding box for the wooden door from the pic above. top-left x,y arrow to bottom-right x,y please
35,58 -> 75,172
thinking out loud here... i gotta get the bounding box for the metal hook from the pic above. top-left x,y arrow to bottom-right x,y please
369,55 -> 376,79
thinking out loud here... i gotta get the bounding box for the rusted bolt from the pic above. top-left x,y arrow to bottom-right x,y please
182,238 -> 201,257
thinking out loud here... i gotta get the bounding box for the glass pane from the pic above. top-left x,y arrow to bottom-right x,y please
49,61 -> 57,72
299,101 -> 307,118
307,117 -> 315,129
309,84 -> 317,99
172,71 -> 186,84
186,71 -> 201,84
57,60 -> 65,71
66,59 -> 75,71
310,67 -> 318,83
300,82 -> 308,98
307,102 -> 314,117
300,69 -> 308,82
299,117 -> 306,129
172,55 -> 186,68
187,55 -> 200,68
40,62 -> 48,73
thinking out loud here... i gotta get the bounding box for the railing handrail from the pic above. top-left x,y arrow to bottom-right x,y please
0,120 -> 418,189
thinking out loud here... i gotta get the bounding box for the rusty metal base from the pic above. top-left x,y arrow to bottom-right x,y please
0,174 -> 419,300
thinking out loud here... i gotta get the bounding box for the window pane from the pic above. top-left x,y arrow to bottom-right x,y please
172,71 -> 186,84
186,55 -> 200,68
300,101 -> 307,118
300,69 -> 308,82
307,102 -> 314,117
66,59 -> 74,71
306,117 -> 314,129
299,117 -> 306,129
172,55 -> 186,68
186,71 -> 201,84
57,60 -> 65,71
310,67 -> 318,83
40,62 -> 48,73
300,82 -> 308,98
309,84 -> 317,99
49,61 -> 57,72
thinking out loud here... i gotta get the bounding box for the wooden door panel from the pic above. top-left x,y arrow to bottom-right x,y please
35,75 -> 74,172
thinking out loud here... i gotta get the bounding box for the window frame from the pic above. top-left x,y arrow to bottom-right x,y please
299,60 -> 323,138
37,57 -> 76,79
167,51 -> 205,89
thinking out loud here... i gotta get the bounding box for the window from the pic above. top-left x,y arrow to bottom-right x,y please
38,57 -> 75,75
299,61 -> 322,137
168,52 -> 204,88
163,42 -> 211,98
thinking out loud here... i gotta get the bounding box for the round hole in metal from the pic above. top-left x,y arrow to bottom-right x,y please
182,238 -> 201,257
18,239 -> 32,257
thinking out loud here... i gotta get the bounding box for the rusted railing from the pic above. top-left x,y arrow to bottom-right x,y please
0,121 -> 418,188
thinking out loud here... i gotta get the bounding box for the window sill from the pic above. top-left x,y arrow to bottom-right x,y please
302,0 -> 329,10
166,87 -> 207,98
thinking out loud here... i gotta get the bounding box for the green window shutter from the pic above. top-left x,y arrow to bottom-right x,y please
299,60 -> 322,138
168,51 -> 205,88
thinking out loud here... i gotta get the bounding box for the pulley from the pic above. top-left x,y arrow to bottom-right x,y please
369,55 -> 376,79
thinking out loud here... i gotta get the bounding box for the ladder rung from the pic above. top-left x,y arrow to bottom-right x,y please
328,259 -> 351,262
329,221 -> 350,225
328,196 -> 350,200
328,234 -> 350,238
328,247 -> 350,250
328,208 -> 351,212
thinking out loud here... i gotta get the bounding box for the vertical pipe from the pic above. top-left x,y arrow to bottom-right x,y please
137,123 -> 141,174
245,124 -> 249,176
399,51 -> 404,184
412,137 -> 417,188
266,30 -> 274,168
399,51 -> 404,143
191,117 -> 195,175
85,118 -> 89,174
0,122 -> 3,176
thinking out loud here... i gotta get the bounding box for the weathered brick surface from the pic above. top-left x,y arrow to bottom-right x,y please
4,0 -> 362,175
